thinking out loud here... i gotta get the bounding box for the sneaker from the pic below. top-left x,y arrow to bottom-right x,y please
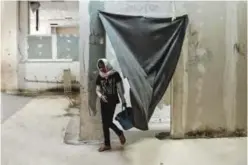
98,144 -> 111,152
119,133 -> 126,145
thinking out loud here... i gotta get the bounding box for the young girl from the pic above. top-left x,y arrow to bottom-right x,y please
96,58 -> 127,152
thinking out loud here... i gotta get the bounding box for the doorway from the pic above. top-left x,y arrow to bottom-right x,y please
105,31 -> 172,143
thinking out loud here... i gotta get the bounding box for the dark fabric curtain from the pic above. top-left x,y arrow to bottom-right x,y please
99,11 -> 189,130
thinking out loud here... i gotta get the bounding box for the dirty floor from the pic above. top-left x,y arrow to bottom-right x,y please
1,96 -> 247,165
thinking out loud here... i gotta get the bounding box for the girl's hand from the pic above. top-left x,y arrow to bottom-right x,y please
101,95 -> 108,103
122,102 -> 127,108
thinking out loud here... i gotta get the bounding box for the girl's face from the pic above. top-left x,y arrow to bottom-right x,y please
98,62 -> 107,73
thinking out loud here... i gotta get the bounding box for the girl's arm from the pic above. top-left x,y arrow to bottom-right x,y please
117,82 -> 126,104
96,85 -> 102,98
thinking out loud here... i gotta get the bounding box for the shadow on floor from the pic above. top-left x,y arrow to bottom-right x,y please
111,127 -> 170,145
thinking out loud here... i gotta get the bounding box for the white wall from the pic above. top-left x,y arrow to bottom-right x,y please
19,1 -> 80,91
19,62 -> 79,90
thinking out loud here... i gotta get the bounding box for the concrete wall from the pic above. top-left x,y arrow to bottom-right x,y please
182,1 -> 247,133
184,1 -> 227,132
1,1 -> 19,92
169,1 -> 247,136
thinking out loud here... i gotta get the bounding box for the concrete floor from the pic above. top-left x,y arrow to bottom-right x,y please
1,93 -> 33,123
64,103 -> 171,145
1,96 -> 247,165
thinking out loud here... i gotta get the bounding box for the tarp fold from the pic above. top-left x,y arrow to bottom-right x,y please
99,11 -> 188,130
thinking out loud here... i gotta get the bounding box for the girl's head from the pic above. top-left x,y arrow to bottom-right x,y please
98,60 -> 107,73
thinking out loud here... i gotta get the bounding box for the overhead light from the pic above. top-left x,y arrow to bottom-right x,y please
30,1 -> 40,13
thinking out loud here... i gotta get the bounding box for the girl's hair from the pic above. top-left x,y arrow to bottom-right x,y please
98,60 -> 105,68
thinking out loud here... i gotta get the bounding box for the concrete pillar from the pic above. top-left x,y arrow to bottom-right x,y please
79,0 -> 105,141
0,1 -> 3,89
235,1 -> 247,130
170,31 -> 189,139
1,1 -> 19,92
171,1 -> 247,137
18,1 -> 29,90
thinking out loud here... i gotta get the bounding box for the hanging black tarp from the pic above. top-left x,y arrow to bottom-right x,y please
99,11 -> 189,130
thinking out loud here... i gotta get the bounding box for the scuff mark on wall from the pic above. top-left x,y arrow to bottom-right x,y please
234,42 -> 247,58
187,24 -> 213,68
